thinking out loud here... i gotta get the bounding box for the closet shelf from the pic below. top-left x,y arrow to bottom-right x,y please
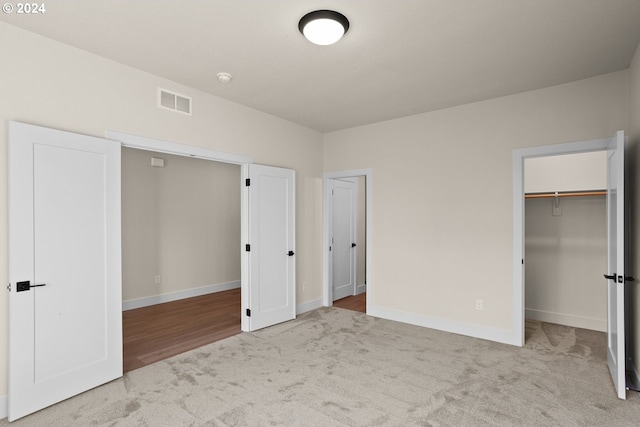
524,190 -> 606,199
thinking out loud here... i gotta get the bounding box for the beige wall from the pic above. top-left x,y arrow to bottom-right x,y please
628,40 -> 640,380
0,22 -> 323,399
525,196 -> 606,331
122,148 -> 241,302
324,70 -> 628,331
524,151 -> 607,193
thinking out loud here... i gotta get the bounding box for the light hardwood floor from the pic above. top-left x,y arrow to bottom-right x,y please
123,289 -> 367,372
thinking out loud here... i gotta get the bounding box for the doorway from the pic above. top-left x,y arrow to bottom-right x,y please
323,169 -> 372,313
108,130 -> 297,335
121,147 -> 242,371
110,131 -> 296,360
523,151 -> 608,332
512,131 -> 628,399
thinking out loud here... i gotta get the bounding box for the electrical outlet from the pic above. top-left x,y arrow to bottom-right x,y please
155,275 -> 161,285
476,299 -> 483,311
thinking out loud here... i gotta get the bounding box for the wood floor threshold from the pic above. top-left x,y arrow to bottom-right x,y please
123,288 -> 367,372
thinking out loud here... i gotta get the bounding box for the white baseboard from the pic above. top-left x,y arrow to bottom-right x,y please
525,308 -> 606,332
368,306 -> 517,346
0,395 -> 6,420
122,280 -> 241,311
356,283 -> 367,295
296,298 -> 323,315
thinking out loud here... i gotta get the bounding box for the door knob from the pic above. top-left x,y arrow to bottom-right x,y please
287,251 -> 295,256
604,274 -> 616,280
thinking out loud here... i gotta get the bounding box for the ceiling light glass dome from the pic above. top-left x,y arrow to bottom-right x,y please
299,10 -> 349,46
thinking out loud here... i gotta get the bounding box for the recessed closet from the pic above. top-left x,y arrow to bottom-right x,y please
524,151 -> 608,332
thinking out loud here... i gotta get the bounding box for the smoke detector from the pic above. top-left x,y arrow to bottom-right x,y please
217,72 -> 232,84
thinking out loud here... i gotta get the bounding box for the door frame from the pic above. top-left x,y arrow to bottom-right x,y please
105,131 -> 255,331
323,169 -> 373,312
329,178 -> 358,301
512,136 -> 612,346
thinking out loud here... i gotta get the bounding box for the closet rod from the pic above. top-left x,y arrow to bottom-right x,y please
524,190 -> 606,199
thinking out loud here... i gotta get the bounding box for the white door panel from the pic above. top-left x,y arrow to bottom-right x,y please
9,122 -> 122,420
247,164 -> 295,331
34,144 -> 109,382
605,130 -> 626,399
331,179 -> 357,301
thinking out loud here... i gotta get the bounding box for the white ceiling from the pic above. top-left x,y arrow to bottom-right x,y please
3,0 -> 640,132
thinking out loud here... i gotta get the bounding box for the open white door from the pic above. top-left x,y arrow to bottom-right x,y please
246,164 -> 295,331
604,130 -> 626,400
8,122 -> 122,420
330,179 -> 357,301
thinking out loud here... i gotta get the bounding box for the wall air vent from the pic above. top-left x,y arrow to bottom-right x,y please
158,88 -> 192,115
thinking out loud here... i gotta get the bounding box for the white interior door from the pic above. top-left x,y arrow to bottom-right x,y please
246,164 -> 295,331
331,179 -> 357,301
8,122 -> 122,420
605,130 -> 626,400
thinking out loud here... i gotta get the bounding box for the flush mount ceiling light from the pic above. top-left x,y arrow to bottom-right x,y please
217,72 -> 232,84
299,10 -> 349,46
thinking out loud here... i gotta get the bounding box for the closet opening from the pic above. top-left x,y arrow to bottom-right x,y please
514,131 -> 631,399
524,151 -> 608,337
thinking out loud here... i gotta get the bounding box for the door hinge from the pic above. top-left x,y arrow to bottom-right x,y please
246,309 -> 251,317
245,178 -> 250,186
246,244 -> 250,252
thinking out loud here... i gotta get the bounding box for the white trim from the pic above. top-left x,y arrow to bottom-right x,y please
241,164 -> 249,332
323,169 -> 373,315
105,130 -> 252,165
356,283 -> 367,295
525,309 -> 606,332
122,280 -> 241,311
512,136 -> 611,347
297,298 -> 323,315
369,306 -> 514,345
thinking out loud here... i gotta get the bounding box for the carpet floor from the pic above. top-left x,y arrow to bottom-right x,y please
3,307 -> 640,426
